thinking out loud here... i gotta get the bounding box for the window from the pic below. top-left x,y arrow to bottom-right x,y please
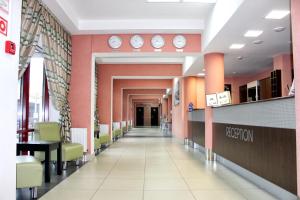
17,56 -> 49,142
28,57 -> 45,128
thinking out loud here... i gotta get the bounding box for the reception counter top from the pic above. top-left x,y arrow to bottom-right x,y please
212,96 -> 295,129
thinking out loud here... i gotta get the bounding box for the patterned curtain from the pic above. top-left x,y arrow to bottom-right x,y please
94,64 -> 100,130
19,0 -> 72,143
42,9 -> 72,143
19,0 -> 44,78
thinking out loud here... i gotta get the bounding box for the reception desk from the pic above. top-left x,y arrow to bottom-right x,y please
188,109 -> 205,147
212,97 -> 296,194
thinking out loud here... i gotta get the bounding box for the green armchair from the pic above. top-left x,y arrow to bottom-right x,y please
112,122 -> 122,141
95,124 -> 111,152
34,122 -> 84,169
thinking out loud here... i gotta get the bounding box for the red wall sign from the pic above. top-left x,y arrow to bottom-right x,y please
0,16 -> 8,36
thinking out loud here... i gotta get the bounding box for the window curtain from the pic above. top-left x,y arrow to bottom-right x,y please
19,0 -> 43,78
94,65 -> 100,130
19,0 -> 72,143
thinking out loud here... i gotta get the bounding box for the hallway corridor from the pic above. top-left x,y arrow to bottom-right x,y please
40,128 -> 278,200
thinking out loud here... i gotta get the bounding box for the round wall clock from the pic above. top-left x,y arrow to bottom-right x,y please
130,35 -> 144,49
151,35 -> 165,49
108,35 -> 122,49
173,35 -> 187,49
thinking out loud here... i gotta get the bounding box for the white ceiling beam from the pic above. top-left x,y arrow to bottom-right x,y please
77,19 -> 205,34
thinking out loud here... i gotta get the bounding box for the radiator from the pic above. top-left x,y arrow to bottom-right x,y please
71,128 -> 88,152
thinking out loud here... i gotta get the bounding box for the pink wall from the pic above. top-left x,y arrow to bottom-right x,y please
69,36 -> 93,152
122,89 -> 166,124
172,77 -> 205,140
205,53 -> 224,150
113,79 -> 172,122
225,67 -> 273,104
273,54 -> 293,96
70,34 -> 199,153
291,0 -> 300,195
225,54 -> 293,105
172,78 -> 185,140
132,97 -> 162,126
99,64 -> 181,136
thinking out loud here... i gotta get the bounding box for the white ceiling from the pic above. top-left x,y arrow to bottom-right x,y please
64,0 -> 213,20
41,0 -> 214,34
204,0 -> 292,76
42,0 -> 292,77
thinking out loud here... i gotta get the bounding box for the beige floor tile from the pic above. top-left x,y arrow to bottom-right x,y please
40,189 -> 96,200
70,169 -> 110,178
145,169 -> 182,178
185,177 -> 232,190
91,190 -> 143,200
55,177 -> 104,190
108,169 -> 145,179
144,178 -> 189,190
100,178 -> 144,190
192,190 -> 247,200
144,191 -> 195,200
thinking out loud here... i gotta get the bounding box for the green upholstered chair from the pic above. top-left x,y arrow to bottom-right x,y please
99,124 -> 110,147
122,127 -> 127,134
112,129 -> 122,140
127,120 -> 132,131
94,137 -> 101,151
99,134 -> 110,146
16,156 -> 43,199
112,122 -> 122,141
34,122 -> 84,169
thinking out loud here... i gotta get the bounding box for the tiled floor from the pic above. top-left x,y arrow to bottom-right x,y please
125,127 -> 170,137
40,128 -> 278,200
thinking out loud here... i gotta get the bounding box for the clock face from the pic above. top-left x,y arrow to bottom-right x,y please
151,35 -> 165,49
173,35 -> 186,49
130,35 -> 144,49
108,35 -> 122,49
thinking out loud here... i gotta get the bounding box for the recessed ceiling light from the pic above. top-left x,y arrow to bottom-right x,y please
230,44 -> 245,49
197,73 -> 205,76
232,72 -> 237,74
182,0 -> 217,3
147,0 -> 180,2
253,40 -> 264,45
237,56 -> 244,60
202,68 -> 206,72
273,26 -> 286,32
244,30 -> 263,37
265,10 -> 290,19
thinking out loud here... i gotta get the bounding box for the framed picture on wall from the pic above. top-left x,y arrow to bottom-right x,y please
206,93 -> 218,107
174,78 -> 180,105
217,91 -> 232,105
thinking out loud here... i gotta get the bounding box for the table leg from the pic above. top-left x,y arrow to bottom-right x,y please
57,142 -> 62,175
45,148 -> 51,182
